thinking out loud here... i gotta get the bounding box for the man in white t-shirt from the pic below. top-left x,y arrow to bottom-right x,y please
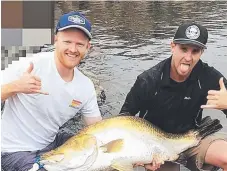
1,11 -> 102,171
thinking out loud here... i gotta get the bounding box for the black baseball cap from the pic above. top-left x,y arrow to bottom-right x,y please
173,23 -> 208,49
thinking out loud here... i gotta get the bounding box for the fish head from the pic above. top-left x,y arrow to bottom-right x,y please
40,134 -> 98,171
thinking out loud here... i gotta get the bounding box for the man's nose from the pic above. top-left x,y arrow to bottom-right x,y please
69,44 -> 78,53
184,51 -> 193,61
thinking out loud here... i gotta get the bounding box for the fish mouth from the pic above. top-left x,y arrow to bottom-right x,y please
40,159 -> 78,171
40,151 -> 97,171
39,134 -> 99,171
40,159 -> 58,165
42,163 -> 68,171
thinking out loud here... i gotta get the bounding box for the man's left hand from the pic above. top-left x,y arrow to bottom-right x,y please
201,77 -> 227,110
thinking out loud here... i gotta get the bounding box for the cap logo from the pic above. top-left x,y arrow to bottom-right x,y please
68,15 -> 85,25
185,25 -> 200,40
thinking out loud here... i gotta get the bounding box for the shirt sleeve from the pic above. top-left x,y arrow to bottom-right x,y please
80,82 -> 101,117
120,76 -> 148,116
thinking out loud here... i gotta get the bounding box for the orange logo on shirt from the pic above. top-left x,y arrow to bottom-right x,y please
69,99 -> 82,108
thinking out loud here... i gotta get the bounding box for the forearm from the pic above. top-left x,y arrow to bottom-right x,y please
1,81 -> 19,101
120,94 -> 141,116
83,116 -> 102,126
120,76 -> 146,116
120,105 -> 136,116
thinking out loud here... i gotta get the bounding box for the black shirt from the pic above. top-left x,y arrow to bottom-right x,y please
120,57 -> 227,134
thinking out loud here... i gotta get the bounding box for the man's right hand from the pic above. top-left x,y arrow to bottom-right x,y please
144,162 -> 162,171
134,160 -> 162,171
13,62 -> 49,95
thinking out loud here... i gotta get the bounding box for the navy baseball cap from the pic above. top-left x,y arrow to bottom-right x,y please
55,11 -> 92,39
173,23 -> 208,49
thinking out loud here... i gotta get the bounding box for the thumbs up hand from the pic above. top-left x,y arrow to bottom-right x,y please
13,62 -> 49,95
201,77 -> 227,110
26,62 -> 34,74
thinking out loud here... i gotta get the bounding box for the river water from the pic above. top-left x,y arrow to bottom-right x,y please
54,1 -> 227,170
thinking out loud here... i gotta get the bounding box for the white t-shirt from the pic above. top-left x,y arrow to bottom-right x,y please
1,51 -> 101,152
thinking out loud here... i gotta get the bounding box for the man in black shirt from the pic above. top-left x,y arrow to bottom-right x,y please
120,23 -> 227,171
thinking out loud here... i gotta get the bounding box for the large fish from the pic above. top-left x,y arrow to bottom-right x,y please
38,115 -> 222,171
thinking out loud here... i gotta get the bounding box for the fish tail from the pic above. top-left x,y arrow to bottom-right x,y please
196,116 -> 223,139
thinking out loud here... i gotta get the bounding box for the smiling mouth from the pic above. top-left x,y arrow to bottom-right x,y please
66,53 -> 78,59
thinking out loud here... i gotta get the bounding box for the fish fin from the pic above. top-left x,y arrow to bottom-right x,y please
196,116 -> 222,139
174,153 -> 187,166
111,159 -> 134,171
100,139 -> 124,153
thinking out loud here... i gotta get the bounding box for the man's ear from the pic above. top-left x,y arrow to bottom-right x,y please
201,48 -> 204,54
87,41 -> 91,50
170,42 -> 175,53
54,35 -> 58,43
85,41 -> 91,55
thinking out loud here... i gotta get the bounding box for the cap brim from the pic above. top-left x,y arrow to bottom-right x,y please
173,39 -> 206,49
58,25 -> 92,39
